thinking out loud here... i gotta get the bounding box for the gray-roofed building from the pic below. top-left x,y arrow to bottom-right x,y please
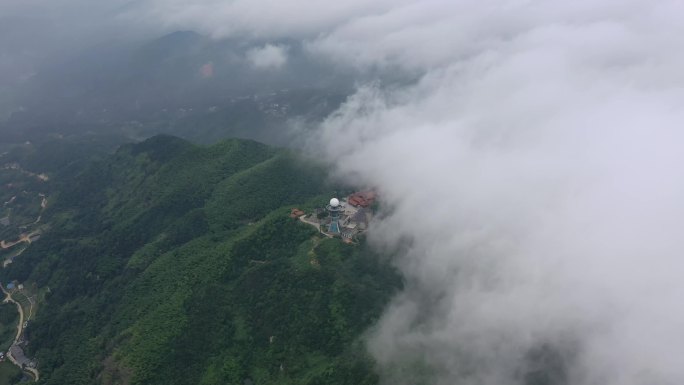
10,345 -> 31,368
351,208 -> 369,229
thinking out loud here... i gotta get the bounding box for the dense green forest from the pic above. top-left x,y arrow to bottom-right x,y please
0,135 -> 401,385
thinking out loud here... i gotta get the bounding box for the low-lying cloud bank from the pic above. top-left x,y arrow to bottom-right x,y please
312,2 -> 684,384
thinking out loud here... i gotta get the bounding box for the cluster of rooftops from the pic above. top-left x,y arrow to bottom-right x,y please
290,191 -> 376,242
346,191 -> 376,208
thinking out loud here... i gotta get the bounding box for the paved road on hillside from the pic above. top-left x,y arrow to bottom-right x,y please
1,285 -> 39,381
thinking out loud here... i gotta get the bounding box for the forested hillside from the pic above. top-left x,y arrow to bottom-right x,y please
0,136 -> 401,385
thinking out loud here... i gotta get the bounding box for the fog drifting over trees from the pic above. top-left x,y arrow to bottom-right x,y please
4,1 -> 684,384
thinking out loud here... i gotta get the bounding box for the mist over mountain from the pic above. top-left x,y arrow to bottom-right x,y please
2,1 -> 684,385
0,29 -> 360,146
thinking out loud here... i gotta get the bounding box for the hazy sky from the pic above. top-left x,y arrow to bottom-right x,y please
0,0 -> 137,84
4,1 -> 684,384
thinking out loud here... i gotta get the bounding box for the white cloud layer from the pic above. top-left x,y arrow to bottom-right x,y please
246,44 -> 289,69
121,0 -> 404,39
309,1 -> 684,384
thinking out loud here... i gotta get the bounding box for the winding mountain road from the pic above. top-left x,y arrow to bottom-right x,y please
1,285 -> 39,381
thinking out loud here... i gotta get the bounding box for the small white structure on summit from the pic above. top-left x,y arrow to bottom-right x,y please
296,192 -> 375,242
326,198 -> 344,233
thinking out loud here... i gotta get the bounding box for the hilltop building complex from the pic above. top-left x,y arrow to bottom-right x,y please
295,191 -> 375,242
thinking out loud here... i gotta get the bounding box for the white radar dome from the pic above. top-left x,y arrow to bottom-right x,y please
330,198 -> 340,207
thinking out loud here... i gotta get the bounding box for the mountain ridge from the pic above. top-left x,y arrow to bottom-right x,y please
0,135 -> 401,385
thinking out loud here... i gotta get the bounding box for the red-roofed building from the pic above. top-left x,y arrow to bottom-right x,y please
347,191 -> 376,208
290,208 -> 305,219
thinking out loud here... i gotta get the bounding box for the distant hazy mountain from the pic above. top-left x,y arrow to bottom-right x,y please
1,31 -> 352,146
